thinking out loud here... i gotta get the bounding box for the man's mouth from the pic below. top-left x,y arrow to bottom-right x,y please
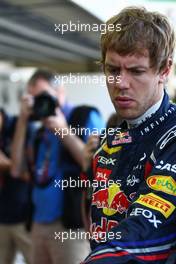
115,96 -> 134,108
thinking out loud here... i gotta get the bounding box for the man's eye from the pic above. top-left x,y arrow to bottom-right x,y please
131,70 -> 145,75
106,68 -> 120,75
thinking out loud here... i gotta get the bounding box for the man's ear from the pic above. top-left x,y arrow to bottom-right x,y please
159,58 -> 172,84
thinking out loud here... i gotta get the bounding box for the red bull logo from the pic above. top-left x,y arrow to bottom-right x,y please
92,184 -> 130,216
112,131 -> 132,145
91,217 -> 119,242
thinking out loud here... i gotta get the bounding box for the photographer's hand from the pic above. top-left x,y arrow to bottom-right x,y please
43,108 -> 68,132
20,94 -> 33,120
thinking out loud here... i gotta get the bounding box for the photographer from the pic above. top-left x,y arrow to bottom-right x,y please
11,69 -> 104,264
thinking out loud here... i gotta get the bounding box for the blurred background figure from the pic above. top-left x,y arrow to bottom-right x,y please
11,69 -> 105,264
0,108 -> 31,264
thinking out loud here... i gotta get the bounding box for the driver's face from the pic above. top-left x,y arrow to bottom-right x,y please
105,49 -> 164,120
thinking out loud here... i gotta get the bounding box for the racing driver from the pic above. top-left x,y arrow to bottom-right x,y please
82,6 -> 176,264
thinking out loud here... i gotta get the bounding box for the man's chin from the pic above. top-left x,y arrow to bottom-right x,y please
116,109 -> 139,120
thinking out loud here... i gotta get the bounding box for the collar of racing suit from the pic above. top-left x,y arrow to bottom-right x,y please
107,90 -> 176,147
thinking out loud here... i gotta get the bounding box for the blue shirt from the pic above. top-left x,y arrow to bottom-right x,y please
32,104 -> 73,223
31,105 -> 104,223
32,129 -> 64,223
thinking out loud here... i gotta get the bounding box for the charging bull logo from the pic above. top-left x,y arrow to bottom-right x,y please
112,131 -> 132,145
92,184 -> 130,216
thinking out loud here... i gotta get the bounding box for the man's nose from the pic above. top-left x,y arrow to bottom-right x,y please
117,72 -> 130,90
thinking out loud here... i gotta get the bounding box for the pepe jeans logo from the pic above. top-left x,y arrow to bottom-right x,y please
126,175 -> 140,186
147,175 -> 176,196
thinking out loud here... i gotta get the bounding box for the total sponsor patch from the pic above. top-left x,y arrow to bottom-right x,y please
134,192 -> 175,218
147,175 -> 176,196
95,167 -> 112,182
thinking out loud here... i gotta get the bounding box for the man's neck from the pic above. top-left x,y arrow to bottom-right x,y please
126,91 -> 164,128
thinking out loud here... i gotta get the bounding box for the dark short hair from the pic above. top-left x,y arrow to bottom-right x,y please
101,6 -> 175,72
28,69 -> 55,86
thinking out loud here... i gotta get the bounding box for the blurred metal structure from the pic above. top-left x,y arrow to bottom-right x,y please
0,0 -> 103,72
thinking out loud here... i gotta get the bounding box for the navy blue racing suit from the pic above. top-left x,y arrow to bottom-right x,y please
82,92 -> 176,264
